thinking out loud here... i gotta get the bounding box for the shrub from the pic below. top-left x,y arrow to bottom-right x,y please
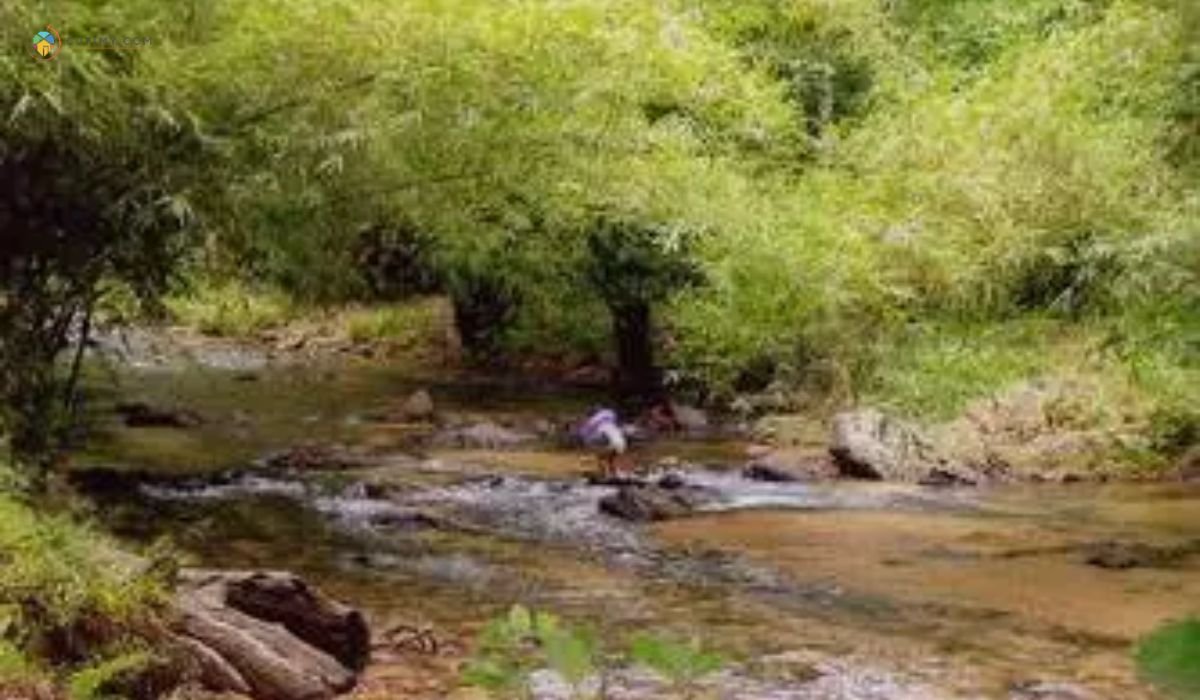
1136,618 -> 1200,699
165,281 -> 296,337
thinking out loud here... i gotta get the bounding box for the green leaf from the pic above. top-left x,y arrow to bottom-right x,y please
539,625 -> 597,688
1136,618 -> 1200,699
629,633 -> 724,685
66,652 -> 149,700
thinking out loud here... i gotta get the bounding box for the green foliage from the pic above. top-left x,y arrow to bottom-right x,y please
166,281 -> 296,337
629,633 -> 724,691
0,639 -> 48,691
0,484 -> 170,698
4,0 -> 1198,470
864,320 -> 1070,420
344,302 -> 442,346
1135,618 -> 1200,699
462,605 -> 600,699
463,606 -> 726,699
0,496 -> 166,640
66,651 -> 149,700
0,1 -> 208,476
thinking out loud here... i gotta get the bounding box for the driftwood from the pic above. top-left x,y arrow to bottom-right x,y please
171,571 -> 369,700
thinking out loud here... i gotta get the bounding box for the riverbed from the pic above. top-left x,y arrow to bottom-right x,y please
77,357 -> 1200,699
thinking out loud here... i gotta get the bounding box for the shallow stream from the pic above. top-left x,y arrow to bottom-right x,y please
78,357 -> 1200,699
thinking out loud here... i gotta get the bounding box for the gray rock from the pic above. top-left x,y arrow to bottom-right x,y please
830,409 -> 959,483
598,484 -> 710,522
671,403 -> 710,432
744,448 -> 838,483
430,421 -> 536,449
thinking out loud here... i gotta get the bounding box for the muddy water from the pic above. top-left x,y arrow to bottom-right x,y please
80,361 -> 1199,699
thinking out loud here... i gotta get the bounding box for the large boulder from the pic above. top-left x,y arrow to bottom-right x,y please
830,409 -> 963,483
172,571 -> 368,700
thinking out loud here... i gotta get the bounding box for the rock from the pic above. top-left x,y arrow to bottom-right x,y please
918,468 -> 982,487
172,570 -> 368,700
1010,680 -> 1096,699
259,444 -> 372,472
598,484 -> 709,522
430,421 -> 536,449
670,403 -> 709,433
743,463 -> 799,482
1174,446 -> 1200,481
584,473 -> 651,488
830,409 -> 964,483
1082,540 -> 1199,570
400,390 -> 435,421
745,444 -> 773,459
366,510 -> 443,531
116,401 -> 203,428
744,448 -> 838,483
656,472 -> 686,490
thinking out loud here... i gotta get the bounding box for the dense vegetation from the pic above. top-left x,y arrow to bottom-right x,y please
2,0 -> 1198,471
0,490 -> 169,698
0,2 -> 1196,696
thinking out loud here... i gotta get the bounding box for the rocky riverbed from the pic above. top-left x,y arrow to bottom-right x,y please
70,344 -> 1200,699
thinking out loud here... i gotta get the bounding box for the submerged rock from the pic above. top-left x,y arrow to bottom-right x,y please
1082,540 -> 1199,570
429,421 -> 536,449
259,444 -> 374,472
399,389 -> 435,421
116,401 -> 203,428
598,484 -> 710,522
1010,680 -> 1096,699
172,570 -> 368,700
744,448 -> 837,483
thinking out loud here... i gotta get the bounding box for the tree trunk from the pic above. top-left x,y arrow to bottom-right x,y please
611,301 -> 660,404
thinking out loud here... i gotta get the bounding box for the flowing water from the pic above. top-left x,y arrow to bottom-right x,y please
77,357 -> 1200,699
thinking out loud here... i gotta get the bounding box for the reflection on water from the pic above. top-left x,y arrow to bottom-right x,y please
85,361 -> 1200,699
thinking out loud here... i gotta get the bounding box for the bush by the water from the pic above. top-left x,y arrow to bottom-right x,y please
0,491 -> 169,698
1136,618 -> 1200,699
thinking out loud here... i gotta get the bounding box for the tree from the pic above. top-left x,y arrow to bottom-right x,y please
0,1 -> 216,483
584,218 -> 703,402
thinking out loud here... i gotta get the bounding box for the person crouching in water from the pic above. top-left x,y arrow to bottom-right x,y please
578,408 -> 629,477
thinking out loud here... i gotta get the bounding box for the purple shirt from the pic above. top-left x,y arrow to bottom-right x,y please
579,409 -> 618,444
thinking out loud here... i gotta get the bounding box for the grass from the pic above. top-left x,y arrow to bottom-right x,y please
0,481 -> 170,698
343,300 -> 446,346
863,319 -> 1073,422
165,280 -> 297,337
855,312 -> 1199,472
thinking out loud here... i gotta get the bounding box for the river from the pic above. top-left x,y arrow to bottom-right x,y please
76,356 -> 1199,699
